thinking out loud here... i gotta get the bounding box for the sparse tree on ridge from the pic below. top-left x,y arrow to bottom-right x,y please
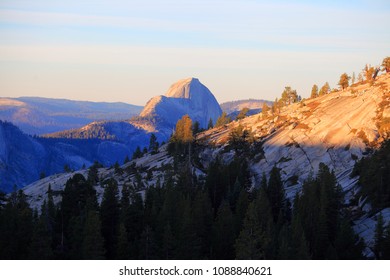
279,86 -> 298,106
364,64 -> 375,82
215,112 -> 231,127
382,57 -> 390,73
262,102 -> 270,118
207,118 -> 214,129
351,72 -> 356,85
236,107 -> 250,120
172,115 -> 193,143
310,84 -> 319,99
338,73 -> 350,90
319,82 -> 330,96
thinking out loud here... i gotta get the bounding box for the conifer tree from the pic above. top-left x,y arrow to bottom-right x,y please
310,84 -> 319,99
213,200 -> 235,259
208,118 -> 214,129
319,82 -> 330,96
162,223 -> 176,259
334,218 -> 364,259
234,187 -> 249,236
215,112 -> 231,127
235,201 -> 268,259
100,178 -> 120,259
267,167 -> 285,223
116,223 -> 130,259
132,146 -> 142,159
192,121 -> 201,135
28,201 -> 53,259
338,73 -> 350,90
148,133 -> 159,153
382,57 -> 390,73
82,209 -> 105,259
374,213 -> 385,259
139,225 -> 158,260
261,103 -> 270,118
236,107 -> 250,120
383,223 -> 390,259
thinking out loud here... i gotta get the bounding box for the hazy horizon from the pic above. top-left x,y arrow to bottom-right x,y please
0,0 -> 389,105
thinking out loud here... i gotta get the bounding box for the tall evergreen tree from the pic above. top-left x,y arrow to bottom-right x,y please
267,167 -> 285,223
215,112 -> 231,127
100,178 -> 120,259
310,84 -> 319,99
82,209 -> 105,259
374,213 -> 385,259
213,200 -> 235,259
235,201 -> 268,259
148,133 -> 159,153
338,73 -> 350,90
28,201 -> 53,259
116,223 -> 130,259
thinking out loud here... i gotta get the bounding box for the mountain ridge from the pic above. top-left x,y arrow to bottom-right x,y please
0,96 -> 143,135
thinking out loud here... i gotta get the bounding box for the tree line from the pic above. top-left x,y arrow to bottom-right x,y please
0,156 -> 370,259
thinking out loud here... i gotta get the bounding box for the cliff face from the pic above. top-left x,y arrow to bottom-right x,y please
140,78 -> 222,129
198,74 -> 390,197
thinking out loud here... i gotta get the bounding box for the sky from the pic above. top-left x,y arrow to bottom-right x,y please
0,0 -> 389,106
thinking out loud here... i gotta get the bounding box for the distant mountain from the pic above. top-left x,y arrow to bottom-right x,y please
1,78 -> 222,191
220,99 -> 273,114
0,97 -> 142,135
140,77 -> 222,129
0,120 -> 134,193
47,77 -> 222,142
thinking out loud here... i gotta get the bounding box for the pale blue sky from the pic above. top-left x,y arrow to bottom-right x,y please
0,0 -> 389,105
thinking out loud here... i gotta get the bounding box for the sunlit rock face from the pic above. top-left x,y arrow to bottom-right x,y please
140,78 -> 222,129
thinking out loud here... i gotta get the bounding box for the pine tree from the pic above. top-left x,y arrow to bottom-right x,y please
338,73 -> 350,90
235,201 -> 268,259
162,223 -> 176,259
100,178 -> 120,259
192,121 -> 201,135
139,225 -> 158,260
28,201 -> 53,259
191,191 -> 213,258
172,115 -> 194,143
310,84 -> 319,99
236,107 -> 250,120
382,57 -> 390,73
87,161 -> 100,185
383,223 -> 390,259
116,223 -> 130,259
213,200 -> 235,259
334,218 -> 364,259
82,209 -> 105,259
0,190 -> 33,259
279,87 -> 298,106
234,187 -> 249,236
215,112 -> 231,127
364,64 -> 375,82
208,118 -> 214,129
319,82 -> 330,96
267,167 -> 285,223
291,212 -> 310,260
261,103 -> 270,118
132,146 -> 142,159
374,213 -> 385,259
148,133 -> 159,153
